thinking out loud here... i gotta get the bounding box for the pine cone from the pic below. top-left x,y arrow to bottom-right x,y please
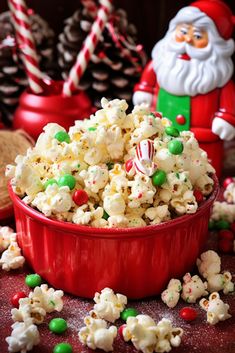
57,5 -> 147,108
0,11 -> 56,124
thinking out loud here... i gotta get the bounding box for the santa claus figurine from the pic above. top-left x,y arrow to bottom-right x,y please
133,0 -> 235,176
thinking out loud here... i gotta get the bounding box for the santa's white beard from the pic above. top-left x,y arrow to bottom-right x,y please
152,33 -> 234,96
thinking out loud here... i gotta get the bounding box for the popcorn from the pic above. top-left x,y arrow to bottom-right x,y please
155,318 -> 183,352
78,310 -> 117,352
224,182 -> 235,203
197,250 -> 234,294
210,201 -> 235,223
11,297 -> 46,325
0,241 -> 25,271
6,320 -> 40,353
196,250 -> 221,279
93,288 -> 127,323
181,273 -> 208,303
28,284 -> 64,313
7,98 -> 215,228
200,292 -> 232,325
0,226 -> 16,252
122,315 -> 158,353
123,315 -> 183,353
161,279 -> 182,308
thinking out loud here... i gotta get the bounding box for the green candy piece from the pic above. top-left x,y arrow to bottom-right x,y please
168,140 -> 184,155
44,179 -> 57,190
120,308 -> 138,321
49,318 -> 68,334
53,343 -> 73,353
152,170 -> 166,186
88,127 -> 97,131
54,131 -> 70,143
215,219 -> 230,230
102,210 -> 109,220
106,162 -> 114,171
165,126 -> 180,137
25,274 -> 42,288
58,174 -> 76,190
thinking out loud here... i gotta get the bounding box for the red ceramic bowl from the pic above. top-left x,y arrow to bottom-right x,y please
9,177 -> 219,299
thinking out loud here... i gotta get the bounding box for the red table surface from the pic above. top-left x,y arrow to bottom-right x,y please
0,231 -> 235,353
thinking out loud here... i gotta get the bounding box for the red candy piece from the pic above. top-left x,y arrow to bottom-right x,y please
193,189 -> 204,203
73,189 -> 89,206
176,114 -> 186,125
223,177 -> 234,189
118,324 -> 126,339
151,111 -> 162,118
218,239 -> 233,253
11,292 -> 27,308
125,158 -> 134,173
179,307 -> 197,322
218,230 -> 234,241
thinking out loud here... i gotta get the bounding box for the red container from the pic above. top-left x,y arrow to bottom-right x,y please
13,81 -> 94,140
9,178 -> 219,299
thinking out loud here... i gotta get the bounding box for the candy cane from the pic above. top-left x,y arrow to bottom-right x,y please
63,0 -> 113,96
8,0 -> 43,94
134,139 -> 157,176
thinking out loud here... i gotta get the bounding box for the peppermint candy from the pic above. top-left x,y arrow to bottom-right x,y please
134,139 -> 157,176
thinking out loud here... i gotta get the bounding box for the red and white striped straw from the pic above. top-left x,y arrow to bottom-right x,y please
63,0 -> 113,96
8,0 -> 43,94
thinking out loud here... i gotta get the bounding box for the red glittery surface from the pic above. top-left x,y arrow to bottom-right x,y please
0,232 -> 235,353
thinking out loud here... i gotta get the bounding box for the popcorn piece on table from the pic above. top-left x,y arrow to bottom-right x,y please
207,272 -> 234,294
196,250 -> 221,279
78,310 -> 117,352
6,320 -> 40,353
0,241 -> 25,271
224,182 -> 235,204
200,292 -> 232,325
155,318 -> 183,352
11,297 -> 46,325
122,315 -> 158,353
93,287 -> 127,323
161,279 -> 182,308
28,284 -> 64,313
181,273 -> 208,303
0,226 -> 16,252
210,201 -> 235,223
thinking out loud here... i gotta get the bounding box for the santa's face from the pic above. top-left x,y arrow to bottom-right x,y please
152,14 -> 234,97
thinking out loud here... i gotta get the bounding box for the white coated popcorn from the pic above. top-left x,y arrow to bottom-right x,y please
196,250 -> 221,279
0,241 -> 25,271
7,98 -> 215,228
32,184 -> 72,217
161,279 -> 182,308
0,226 -> 16,252
200,292 -> 232,325
6,320 -> 40,353
210,201 -> 235,223
28,284 -> 64,313
11,297 -> 46,325
155,318 -> 183,352
207,272 -> 234,294
78,310 -> 117,352
93,287 -> 127,323
181,273 -> 208,303
123,315 -> 158,353
224,182 -> 235,204
123,315 -> 183,353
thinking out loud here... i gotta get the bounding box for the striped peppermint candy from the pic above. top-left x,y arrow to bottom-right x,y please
8,0 -> 43,94
134,139 -> 157,176
63,0 -> 113,96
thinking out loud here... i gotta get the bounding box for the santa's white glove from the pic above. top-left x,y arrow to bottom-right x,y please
212,117 -> 235,141
132,91 -> 153,107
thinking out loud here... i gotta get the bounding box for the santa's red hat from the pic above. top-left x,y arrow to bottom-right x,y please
190,0 -> 235,39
